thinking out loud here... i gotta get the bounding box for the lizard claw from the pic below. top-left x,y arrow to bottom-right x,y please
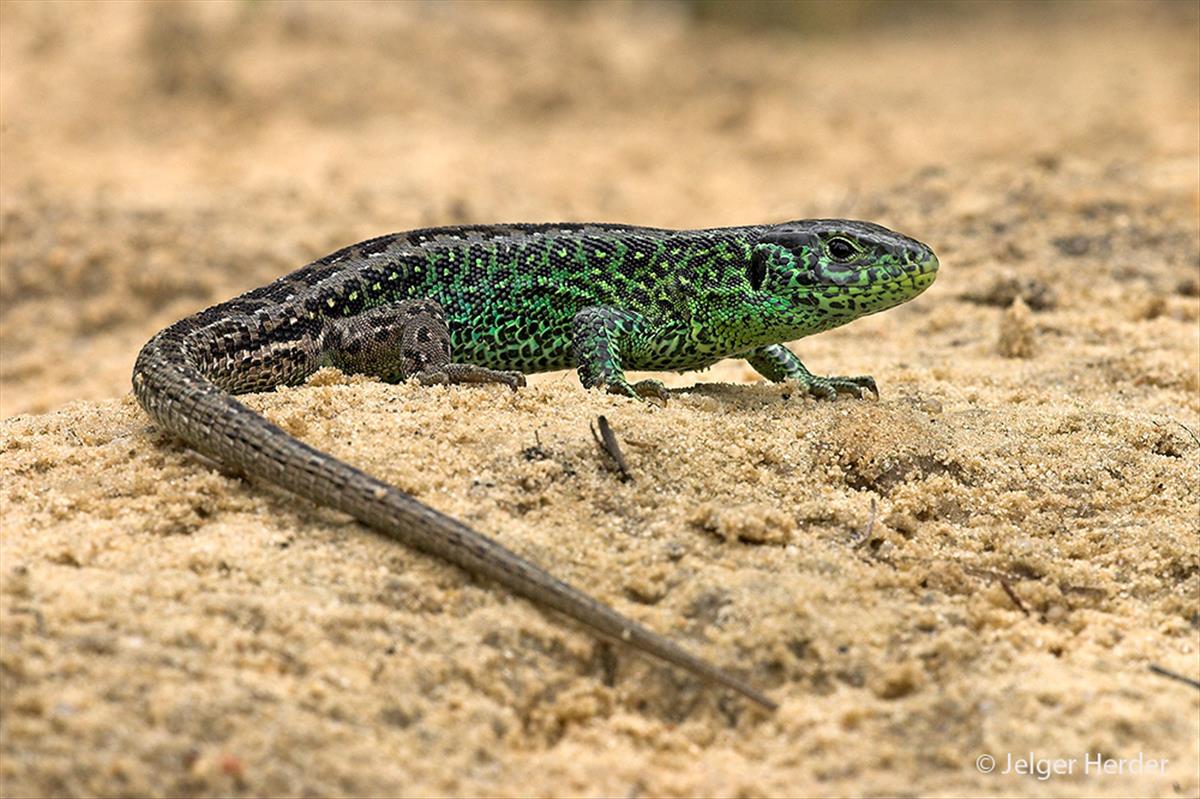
797,374 -> 878,401
632,379 -> 669,403
498,370 -> 527,391
602,378 -> 669,404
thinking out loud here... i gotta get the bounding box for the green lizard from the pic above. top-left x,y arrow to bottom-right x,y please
134,219 -> 939,711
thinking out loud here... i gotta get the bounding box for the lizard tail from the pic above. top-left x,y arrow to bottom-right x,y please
133,324 -> 778,711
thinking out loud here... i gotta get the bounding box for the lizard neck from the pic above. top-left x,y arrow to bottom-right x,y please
691,292 -> 858,353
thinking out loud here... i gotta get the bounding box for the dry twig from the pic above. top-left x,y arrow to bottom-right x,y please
590,415 -> 632,482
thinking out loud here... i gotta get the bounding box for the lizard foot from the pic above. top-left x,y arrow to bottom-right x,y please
794,374 -> 878,401
603,378 -> 670,403
417,364 -> 526,390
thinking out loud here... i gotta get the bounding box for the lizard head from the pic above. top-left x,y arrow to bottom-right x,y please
748,219 -> 938,325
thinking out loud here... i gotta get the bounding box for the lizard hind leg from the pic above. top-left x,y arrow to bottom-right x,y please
321,299 -> 525,389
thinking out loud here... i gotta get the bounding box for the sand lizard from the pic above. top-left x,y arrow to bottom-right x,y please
133,219 -> 939,711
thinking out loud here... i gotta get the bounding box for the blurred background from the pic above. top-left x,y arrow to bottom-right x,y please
1,0 -> 1197,415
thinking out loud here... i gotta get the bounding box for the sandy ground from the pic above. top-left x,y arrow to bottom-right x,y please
1,1 -> 1198,797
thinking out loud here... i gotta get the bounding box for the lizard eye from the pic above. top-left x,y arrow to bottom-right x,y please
827,237 -> 857,262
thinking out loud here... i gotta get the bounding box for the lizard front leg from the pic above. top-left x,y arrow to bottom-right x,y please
744,343 -> 877,400
320,299 -> 525,389
572,306 -> 669,402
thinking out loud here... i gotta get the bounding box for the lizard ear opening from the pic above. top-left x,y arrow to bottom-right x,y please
748,246 -> 769,291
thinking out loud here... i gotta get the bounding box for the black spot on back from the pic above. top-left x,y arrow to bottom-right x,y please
359,236 -> 395,256
747,249 -> 768,291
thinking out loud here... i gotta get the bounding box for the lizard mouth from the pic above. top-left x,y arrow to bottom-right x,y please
813,251 -> 939,293
880,256 -> 938,304
899,252 -> 939,293
888,254 -> 938,294
807,253 -> 938,316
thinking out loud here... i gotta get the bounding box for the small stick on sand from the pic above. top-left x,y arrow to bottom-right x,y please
1172,420 -> 1200,448
1148,664 -> 1200,691
590,415 -> 632,482
999,579 -> 1030,616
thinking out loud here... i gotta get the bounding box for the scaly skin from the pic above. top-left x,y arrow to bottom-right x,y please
133,219 -> 939,711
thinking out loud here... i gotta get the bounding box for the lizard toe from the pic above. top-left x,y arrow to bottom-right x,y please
800,374 -> 878,401
831,375 -> 878,399
805,381 -> 840,401
632,379 -> 670,403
